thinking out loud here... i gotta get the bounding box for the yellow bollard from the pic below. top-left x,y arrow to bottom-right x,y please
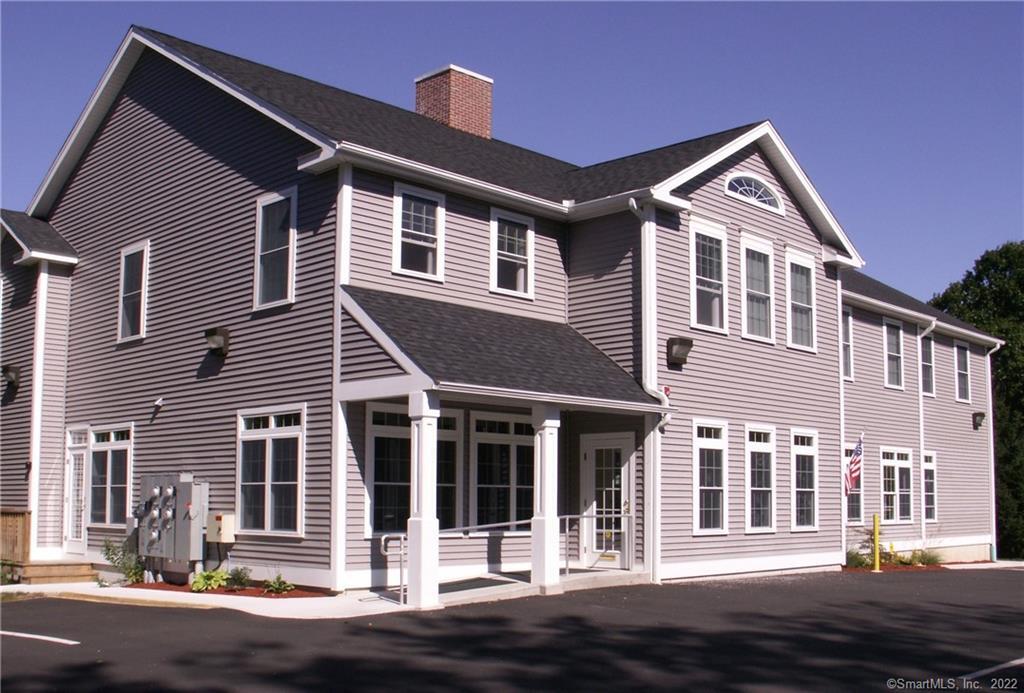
872,513 -> 882,573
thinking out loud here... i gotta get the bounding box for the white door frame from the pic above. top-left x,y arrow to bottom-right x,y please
63,432 -> 87,556
579,432 -> 635,570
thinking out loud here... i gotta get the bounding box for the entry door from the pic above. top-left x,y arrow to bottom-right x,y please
65,449 -> 87,555
580,433 -> 634,569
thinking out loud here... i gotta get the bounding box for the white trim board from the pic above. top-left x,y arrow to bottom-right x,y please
661,550 -> 844,581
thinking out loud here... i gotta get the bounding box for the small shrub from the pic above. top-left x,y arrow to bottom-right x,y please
1,559 -> 20,585
845,549 -> 871,568
226,567 -> 251,591
263,573 -> 295,595
191,569 -> 229,593
912,549 -> 943,566
101,538 -> 145,584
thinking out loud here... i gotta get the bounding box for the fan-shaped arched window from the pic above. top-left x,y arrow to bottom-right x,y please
725,173 -> 785,215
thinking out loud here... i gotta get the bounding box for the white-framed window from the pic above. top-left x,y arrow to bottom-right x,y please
791,430 -> 818,531
745,425 -> 775,533
724,172 -> 785,216
253,187 -> 297,310
392,182 -> 445,282
923,451 -> 937,522
237,405 -> 305,534
117,240 -> 150,341
89,425 -> 133,526
920,335 -> 935,396
470,412 -> 534,532
689,217 -> 728,333
785,249 -> 816,351
66,428 -> 88,542
842,307 -> 854,380
881,448 -> 913,523
955,341 -> 971,402
489,208 -> 535,299
740,233 -> 774,342
883,319 -> 904,390
692,420 -> 728,535
365,404 -> 462,535
845,444 -> 862,524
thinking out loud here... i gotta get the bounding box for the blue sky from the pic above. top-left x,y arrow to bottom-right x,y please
2,2 -> 1021,300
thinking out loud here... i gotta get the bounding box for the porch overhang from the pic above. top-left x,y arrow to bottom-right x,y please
338,286 -> 664,413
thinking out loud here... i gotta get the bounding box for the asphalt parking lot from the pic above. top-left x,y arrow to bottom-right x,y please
2,568 -> 1022,692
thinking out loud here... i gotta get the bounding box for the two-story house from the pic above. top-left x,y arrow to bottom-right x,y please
1,26 -> 1001,607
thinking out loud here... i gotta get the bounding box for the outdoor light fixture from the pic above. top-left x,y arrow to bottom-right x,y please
2,365 -> 19,388
204,327 -> 231,357
972,412 -> 986,430
666,337 -> 694,366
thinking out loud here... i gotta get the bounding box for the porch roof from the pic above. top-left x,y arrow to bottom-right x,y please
342,286 -> 661,409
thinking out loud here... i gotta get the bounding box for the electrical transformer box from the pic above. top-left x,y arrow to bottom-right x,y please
135,472 -> 208,563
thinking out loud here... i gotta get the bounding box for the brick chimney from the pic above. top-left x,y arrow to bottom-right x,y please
415,65 -> 493,139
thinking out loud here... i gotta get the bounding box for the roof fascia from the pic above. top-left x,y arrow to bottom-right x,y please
338,288 -> 436,387
651,122 -> 865,268
843,289 -> 1001,347
0,219 -> 78,266
28,28 -> 336,218
436,382 -> 669,414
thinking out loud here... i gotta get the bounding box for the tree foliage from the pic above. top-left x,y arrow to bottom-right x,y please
931,241 -> 1024,557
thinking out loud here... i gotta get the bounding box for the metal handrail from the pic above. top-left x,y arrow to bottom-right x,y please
438,519 -> 534,535
560,512 -> 634,576
379,533 -> 407,605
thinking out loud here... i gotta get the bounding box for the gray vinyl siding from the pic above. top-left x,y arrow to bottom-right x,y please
568,212 -> 642,379
339,310 -> 405,382
0,237 -> 35,510
843,306 -> 922,543
37,265 -> 72,547
48,49 -> 336,573
348,169 -> 568,322
658,145 -> 843,564
922,336 -> 992,539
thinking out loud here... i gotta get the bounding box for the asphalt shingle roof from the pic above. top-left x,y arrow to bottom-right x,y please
842,269 -> 994,340
136,27 -> 764,204
343,286 -> 658,406
1,209 -> 78,259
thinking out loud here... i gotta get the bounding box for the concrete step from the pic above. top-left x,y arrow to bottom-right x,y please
18,562 -> 98,584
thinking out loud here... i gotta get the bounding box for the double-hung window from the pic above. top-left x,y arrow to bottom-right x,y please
471,414 -> 534,531
955,341 -> 971,402
920,335 -> 935,395
238,408 -> 304,533
745,425 -> 775,533
366,405 -> 461,533
740,234 -> 774,342
881,448 -> 912,523
254,188 -> 297,309
490,209 -> 534,298
693,420 -> 727,534
118,241 -> 149,341
90,427 -> 132,525
884,319 -> 904,389
690,218 -> 728,332
791,430 -> 818,531
845,445 -> 862,524
923,452 -> 937,522
393,183 -> 445,281
785,249 -> 816,350
842,308 -> 854,380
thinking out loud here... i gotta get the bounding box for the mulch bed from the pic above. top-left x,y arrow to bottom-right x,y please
126,581 -> 330,598
843,564 -> 946,572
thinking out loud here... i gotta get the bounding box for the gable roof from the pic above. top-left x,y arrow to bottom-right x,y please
842,269 -> 999,345
24,26 -> 862,265
0,209 -> 78,265
342,286 -> 662,410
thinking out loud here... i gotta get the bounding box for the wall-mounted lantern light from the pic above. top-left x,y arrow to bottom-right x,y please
204,327 -> 231,357
972,412 -> 986,430
666,337 -> 694,366
2,365 -> 20,389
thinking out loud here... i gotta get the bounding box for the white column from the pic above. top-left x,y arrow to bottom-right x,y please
531,404 -> 561,593
406,391 -> 440,609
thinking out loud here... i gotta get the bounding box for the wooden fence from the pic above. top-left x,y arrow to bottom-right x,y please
1,510 -> 31,563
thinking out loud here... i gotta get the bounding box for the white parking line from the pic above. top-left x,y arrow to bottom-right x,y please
962,656 -> 1024,681
0,630 -> 80,646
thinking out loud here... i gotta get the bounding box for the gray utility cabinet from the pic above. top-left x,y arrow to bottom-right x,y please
135,472 -> 208,563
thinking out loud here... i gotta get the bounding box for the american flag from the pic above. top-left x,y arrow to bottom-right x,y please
845,434 -> 864,496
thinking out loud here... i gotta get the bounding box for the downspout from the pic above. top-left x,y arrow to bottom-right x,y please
917,319 -> 937,550
837,275 -> 847,559
985,342 -> 1002,560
